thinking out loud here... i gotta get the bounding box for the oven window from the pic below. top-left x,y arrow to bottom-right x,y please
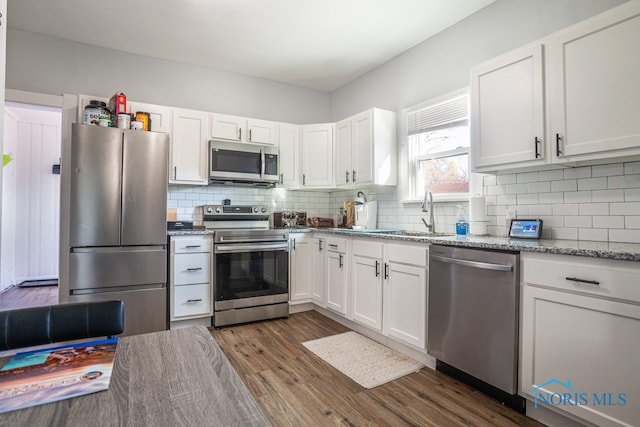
211,149 -> 261,174
215,249 -> 288,301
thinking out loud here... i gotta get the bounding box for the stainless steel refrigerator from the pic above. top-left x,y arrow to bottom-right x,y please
64,124 -> 168,336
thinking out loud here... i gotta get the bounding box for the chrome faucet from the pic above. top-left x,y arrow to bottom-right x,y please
421,190 -> 435,233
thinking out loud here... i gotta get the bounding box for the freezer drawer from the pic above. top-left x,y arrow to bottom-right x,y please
70,247 -> 166,290
69,287 -> 167,337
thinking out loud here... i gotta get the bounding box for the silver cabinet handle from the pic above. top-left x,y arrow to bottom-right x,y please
174,166 -> 177,180
303,174 -> 306,185
375,260 -> 380,277
249,129 -> 252,141
339,253 -> 343,268
318,239 -> 323,251
534,137 -> 541,158
292,238 -> 296,251
238,128 -> 242,141
345,170 -> 350,183
566,277 -> 600,286
185,245 -> 201,249
556,133 -> 562,157
352,170 -> 356,182
328,243 -> 338,249
280,173 -> 283,184
186,267 -> 202,272
186,299 -> 203,303
384,263 -> 389,279
431,255 -> 513,272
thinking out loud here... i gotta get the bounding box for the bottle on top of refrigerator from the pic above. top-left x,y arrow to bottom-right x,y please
455,205 -> 468,236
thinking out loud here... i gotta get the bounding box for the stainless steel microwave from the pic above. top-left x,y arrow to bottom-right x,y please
209,140 -> 279,186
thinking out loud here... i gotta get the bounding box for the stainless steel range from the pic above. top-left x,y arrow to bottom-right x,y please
203,205 -> 289,327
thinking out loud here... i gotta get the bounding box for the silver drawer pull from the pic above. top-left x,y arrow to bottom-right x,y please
186,299 -> 203,303
186,267 -> 203,272
185,245 -> 202,249
328,244 -> 338,248
565,277 -> 600,286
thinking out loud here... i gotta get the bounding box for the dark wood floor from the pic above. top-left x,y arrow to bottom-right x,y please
210,311 -> 541,427
0,285 -> 58,310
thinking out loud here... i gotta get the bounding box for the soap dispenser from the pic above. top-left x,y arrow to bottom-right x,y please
456,205 -> 468,236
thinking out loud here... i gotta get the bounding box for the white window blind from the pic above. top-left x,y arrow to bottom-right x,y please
407,94 -> 469,135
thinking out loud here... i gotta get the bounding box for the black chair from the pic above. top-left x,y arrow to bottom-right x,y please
0,300 -> 124,351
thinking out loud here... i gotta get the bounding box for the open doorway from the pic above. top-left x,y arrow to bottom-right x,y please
1,101 -> 62,310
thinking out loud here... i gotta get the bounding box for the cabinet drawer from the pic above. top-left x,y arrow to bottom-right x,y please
172,236 -> 212,254
325,237 -> 347,253
172,253 -> 210,285
172,283 -> 212,319
352,239 -> 383,259
385,243 -> 428,267
522,252 -> 640,303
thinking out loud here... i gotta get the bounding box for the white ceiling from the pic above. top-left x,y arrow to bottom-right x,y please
7,0 -> 495,92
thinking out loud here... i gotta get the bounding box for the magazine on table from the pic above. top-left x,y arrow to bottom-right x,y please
0,338 -> 118,413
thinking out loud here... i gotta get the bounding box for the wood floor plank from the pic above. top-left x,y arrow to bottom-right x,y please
210,311 -> 542,427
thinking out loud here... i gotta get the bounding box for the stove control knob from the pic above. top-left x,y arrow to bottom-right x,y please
215,207 -> 221,213
253,207 -> 259,213
261,207 -> 267,213
206,207 -> 213,213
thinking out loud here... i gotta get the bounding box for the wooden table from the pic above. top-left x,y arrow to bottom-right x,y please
0,326 -> 270,426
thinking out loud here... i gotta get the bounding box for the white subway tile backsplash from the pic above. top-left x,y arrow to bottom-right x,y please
552,228 -> 578,240
539,192 -> 564,204
551,180 -> 577,192
527,182 -> 551,193
496,174 -> 517,185
564,191 -> 592,204
592,189 -> 624,203
529,205 -> 553,216
609,229 -> 640,244
625,188 -> 640,201
497,195 -> 517,205
577,177 -> 607,191
483,175 -> 497,186
564,167 -> 591,179
539,169 -> 564,181
552,204 -> 579,216
593,163 -> 623,177
564,216 -> 592,228
593,216 -> 624,229
608,174 -> 640,189
486,185 -> 506,196
624,161 -> 640,175
517,193 -> 539,205
517,172 -> 539,183
579,229 -> 608,242
610,202 -> 640,215
506,183 -> 528,194
540,216 -> 564,227
579,203 -> 609,216
626,216 -> 640,229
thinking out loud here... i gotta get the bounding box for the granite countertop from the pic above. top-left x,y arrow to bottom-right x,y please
292,228 -> 640,262
167,229 -> 214,236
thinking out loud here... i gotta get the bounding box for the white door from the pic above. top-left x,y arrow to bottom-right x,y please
247,119 -> 276,145
547,3 -> 640,163
352,111 -> 373,185
351,255 -> 382,331
301,124 -> 334,187
471,44 -> 545,171
325,251 -> 346,314
127,101 -> 172,133
383,261 -> 427,349
290,235 -> 312,301
311,237 -> 325,305
211,113 -> 244,142
171,108 -> 208,184
334,119 -> 352,187
277,124 -> 300,188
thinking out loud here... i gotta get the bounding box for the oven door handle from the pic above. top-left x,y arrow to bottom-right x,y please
215,242 -> 289,253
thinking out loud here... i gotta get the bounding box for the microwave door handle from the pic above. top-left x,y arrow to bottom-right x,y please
260,148 -> 265,179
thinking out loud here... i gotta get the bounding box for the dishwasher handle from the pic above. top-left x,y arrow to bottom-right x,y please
431,255 -> 513,272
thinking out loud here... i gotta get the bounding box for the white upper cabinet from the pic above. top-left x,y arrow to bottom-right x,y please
471,1 -> 640,172
170,108 -> 209,185
471,44 -> 545,171
211,113 -> 277,145
277,124 -> 301,188
547,1 -> 640,163
128,101 -> 173,134
300,124 -> 334,188
335,108 -> 397,187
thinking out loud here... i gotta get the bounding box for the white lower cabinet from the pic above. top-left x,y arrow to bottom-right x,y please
311,236 -> 326,306
289,233 -> 313,301
520,252 -> 640,427
382,243 -> 428,350
169,235 -> 213,325
325,237 -> 347,315
351,240 -> 384,331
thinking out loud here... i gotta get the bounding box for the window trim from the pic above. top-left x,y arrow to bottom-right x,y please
402,87 -> 478,203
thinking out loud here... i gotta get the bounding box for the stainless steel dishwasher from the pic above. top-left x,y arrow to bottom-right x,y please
428,244 -> 524,411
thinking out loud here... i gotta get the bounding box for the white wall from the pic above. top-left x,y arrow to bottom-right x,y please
5,29 -> 331,124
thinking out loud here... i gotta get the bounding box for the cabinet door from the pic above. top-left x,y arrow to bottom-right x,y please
128,101 -> 172,133
211,113 -> 244,141
301,124 -> 334,188
290,235 -> 312,301
352,111 -> 373,185
277,124 -> 300,188
325,251 -> 346,315
521,285 -> 640,427
471,44 -> 545,171
335,119 -> 352,187
351,254 -> 382,331
383,261 -> 427,349
170,108 -> 209,184
311,237 -> 325,305
547,2 -> 640,163
247,118 -> 277,145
